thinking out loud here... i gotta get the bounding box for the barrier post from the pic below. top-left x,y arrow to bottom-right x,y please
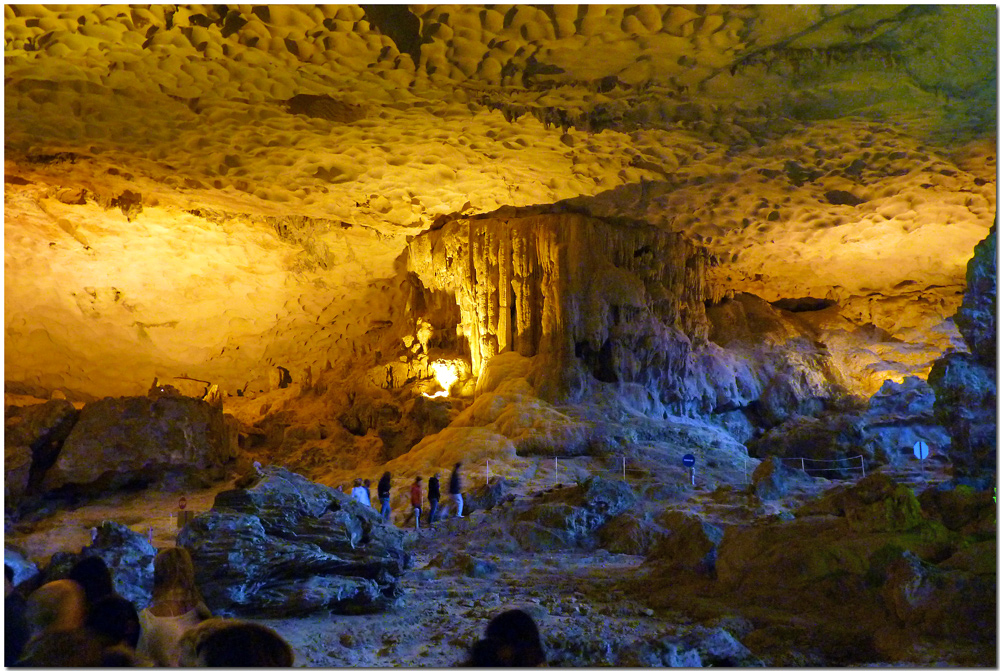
861,456 -> 865,478
486,459 -> 490,485
800,457 -> 806,473
622,456 -> 626,481
744,458 -> 748,485
555,457 -> 558,486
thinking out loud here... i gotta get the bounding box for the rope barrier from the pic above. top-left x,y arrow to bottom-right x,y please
780,455 -> 864,463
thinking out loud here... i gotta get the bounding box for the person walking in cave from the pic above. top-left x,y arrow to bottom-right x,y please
449,462 -> 464,518
427,472 -> 441,528
377,472 -> 392,522
351,478 -> 371,507
407,476 -> 423,531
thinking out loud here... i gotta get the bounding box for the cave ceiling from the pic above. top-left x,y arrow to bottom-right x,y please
3,4 -> 997,400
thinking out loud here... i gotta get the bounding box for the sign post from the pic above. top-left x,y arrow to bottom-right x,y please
913,440 -> 929,478
682,454 -> 696,486
177,496 -> 193,529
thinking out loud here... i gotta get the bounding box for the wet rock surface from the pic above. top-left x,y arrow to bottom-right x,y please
178,466 -> 409,617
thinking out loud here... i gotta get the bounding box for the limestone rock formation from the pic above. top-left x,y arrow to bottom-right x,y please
513,477 -> 637,552
177,466 -> 409,617
750,456 -> 816,501
859,377 -> 951,466
4,400 -> 79,502
597,511 -> 669,556
646,511 -> 724,575
953,224 -> 997,367
39,521 -> 157,610
928,225 -> 997,489
426,551 -> 498,579
749,414 -> 866,479
881,551 -> 995,642
42,395 -> 232,493
407,210 -> 715,408
3,547 -> 40,587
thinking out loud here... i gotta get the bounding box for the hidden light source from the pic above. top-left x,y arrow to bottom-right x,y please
425,360 -> 459,398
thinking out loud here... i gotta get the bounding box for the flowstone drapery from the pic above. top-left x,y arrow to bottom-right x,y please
406,209 -> 717,406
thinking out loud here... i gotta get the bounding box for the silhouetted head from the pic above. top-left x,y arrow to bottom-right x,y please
354,478 -> 363,487
455,462 -> 462,469
481,609 -> 546,666
152,547 -> 199,599
17,628 -> 106,667
68,555 -> 115,606
25,579 -> 87,638
85,594 -> 141,649
363,479 -> 371,487
415,476 -> 422,483
195,621 -> 294,667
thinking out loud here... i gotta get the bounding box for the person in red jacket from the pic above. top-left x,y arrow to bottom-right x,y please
408,476 -> 423,531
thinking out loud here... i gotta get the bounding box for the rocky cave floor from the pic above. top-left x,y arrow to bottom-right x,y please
7,451 -> 978,668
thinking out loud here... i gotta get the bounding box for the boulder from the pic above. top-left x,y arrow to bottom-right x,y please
918,484 -> 995,533
4,443 -> 32,506
510,521 -> 576,552
597,511 -> 668,555
795,473 -> 926,533
38,522 -> 156,609
514,477 -> 637,551
881,551 -> 995,641
749,414 -> 866,479
427,551 -> 498,578
750,455 -> 814,501
467,476 -> 513,513
680,626 -> 764,667
177,466 -> 409,617
617,636 -> 703,667
42,396 -> 230,492
646,511 -> 724,575
3,547 -> 40,588
4,400 -> 79,500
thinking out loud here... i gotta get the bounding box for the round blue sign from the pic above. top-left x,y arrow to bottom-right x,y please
913,441 -> 929,460
682,454 -> 696,467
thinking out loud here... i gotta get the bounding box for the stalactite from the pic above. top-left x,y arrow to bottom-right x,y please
406,210 -> 714,403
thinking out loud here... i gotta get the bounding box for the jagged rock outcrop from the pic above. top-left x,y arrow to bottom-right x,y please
748,413 -> 867,479
750,455 -> 816,501
42,395 -> 232,492
859,377 -> 951,466
38,522 -> 157,609
646,511 -> 724,575
4,400 -> 79,503
512,476 -> 637,551
597,511 -> 669,556
4,547 -> 40,587
177,466 -> 409,617
881,550 -> 995,642
928,225 -> 997,489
